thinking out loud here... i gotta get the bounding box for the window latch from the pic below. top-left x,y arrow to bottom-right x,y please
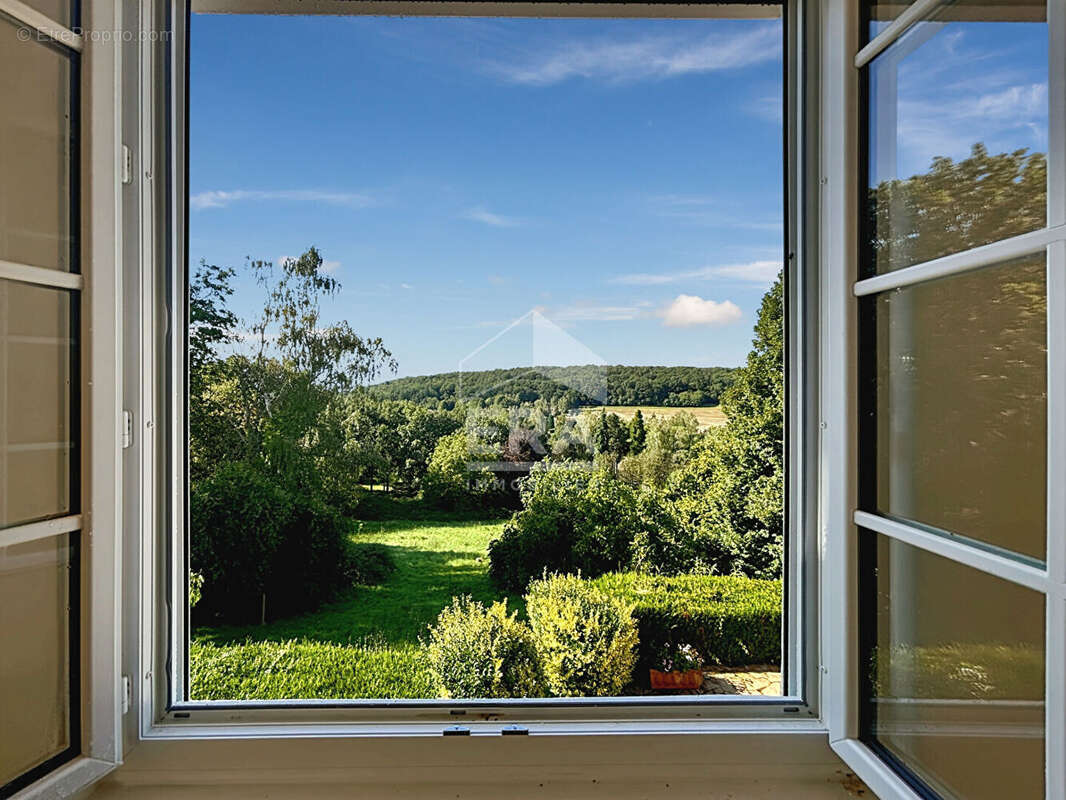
122,410 -> 134,449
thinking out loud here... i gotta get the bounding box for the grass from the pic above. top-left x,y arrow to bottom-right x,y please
191,515 -> 513,699
581,405 -> 727,430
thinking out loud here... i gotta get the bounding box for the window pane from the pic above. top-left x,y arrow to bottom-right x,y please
0,533 -> 71,788
861,532 -> 1045,800
14,2 -> 74,27
0,18 -> 74,272
868,256 -> 1047,560
863,0 -> 1047,275
0,280 -> 74,528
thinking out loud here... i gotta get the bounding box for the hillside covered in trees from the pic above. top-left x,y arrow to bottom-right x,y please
370,365 -> 739,409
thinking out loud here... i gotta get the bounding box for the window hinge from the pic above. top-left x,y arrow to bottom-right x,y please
121,675 -> 131,714
121,145 -> 132,185
122,410 -> 134,449
442,726 -> 470,736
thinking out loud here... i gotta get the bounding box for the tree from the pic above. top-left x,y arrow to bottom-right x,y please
628,410 -> 646,454
666,275 -> 783,579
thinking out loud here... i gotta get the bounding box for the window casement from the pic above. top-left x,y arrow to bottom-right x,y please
125,0 -> 824,737
823,2 -> 1066,799
0,0 -> 122,797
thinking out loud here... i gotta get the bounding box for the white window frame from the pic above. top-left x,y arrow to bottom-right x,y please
0,0 -> 124,796
821,2 -> 1066,800
127,0 -> 827,740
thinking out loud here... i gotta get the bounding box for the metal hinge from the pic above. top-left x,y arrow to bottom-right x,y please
121,145 -> 132,185
121,675 -> 131,714
122,410 -> 134,449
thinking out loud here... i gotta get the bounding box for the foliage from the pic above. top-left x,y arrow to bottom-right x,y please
588,573 -> 781,670
628,409 -> 647,454
372,365 -> 738,409
190,461 -> 367,623
190,639 -> 434,700
189,570 -> 204,609
422,431 -> 502,510
869,643 -> 1044,701
617,411 -> 701,490
487,465 -> 685,592
190,461 -> 293,622
525,574 -> 638,697
347,542 -> 396,585
666,275 -> 784,579
424,596 -> 544,699
866,144 -> 1046,273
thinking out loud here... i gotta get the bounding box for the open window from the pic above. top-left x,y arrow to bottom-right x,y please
131,0 -> 822,730
824,1 -> 1066,798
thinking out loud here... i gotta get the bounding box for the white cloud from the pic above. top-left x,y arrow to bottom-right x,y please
490,24 -> 780,86
400,283 -> 413,290
658,295 -> 742,328
612,260 -> 781,286
322,260 -> 341,274
462,207 -> 522,228
190,189 -> 375,211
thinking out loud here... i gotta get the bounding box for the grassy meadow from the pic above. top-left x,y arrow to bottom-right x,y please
191,513 -> 515,699
581,405 -> 726,430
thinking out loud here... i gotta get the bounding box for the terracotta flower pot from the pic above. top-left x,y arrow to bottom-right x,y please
649,668 -> 703,690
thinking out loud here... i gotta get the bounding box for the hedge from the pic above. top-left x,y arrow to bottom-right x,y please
588,572 -> 781,669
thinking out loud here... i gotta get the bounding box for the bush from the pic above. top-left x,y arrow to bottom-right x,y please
488,466 -> 685,592
348,542 -> 396,585
526,574 -> 638,697
588,573 -> 781,671
424,596 -> 544,699
422,431 -> 501,511
191,461 -> 367,623
190,639 -> 434,700
190,461 -> 293,622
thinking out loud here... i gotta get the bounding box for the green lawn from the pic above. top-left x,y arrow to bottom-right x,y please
191,516 -> 513,699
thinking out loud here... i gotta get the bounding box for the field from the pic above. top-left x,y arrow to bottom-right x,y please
581,405 -> 726,430
191,514 -> 515,700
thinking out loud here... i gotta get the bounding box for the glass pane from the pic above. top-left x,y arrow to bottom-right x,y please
0,280 -> 74,528
0,534 -> 71,787
0,17 -> 74,272
15,1 -> 74,27
861,533 -> 1045,800
869,256 -> 1047,560
863,0 -> 1048,275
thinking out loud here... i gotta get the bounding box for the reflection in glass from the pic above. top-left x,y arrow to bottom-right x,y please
861,533 -> 1045,800
0,534 -> 72,787
0,280 -> 74,528
0,17 -> 74,272
869,256 -> 1046,560
863,0 -> 1047,275
16,1 -> 74,26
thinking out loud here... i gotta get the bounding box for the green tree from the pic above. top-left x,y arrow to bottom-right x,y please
666,275 -> 784,579
628,409 -> 647,454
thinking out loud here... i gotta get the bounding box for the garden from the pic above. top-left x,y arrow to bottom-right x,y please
188,248 -> 785,699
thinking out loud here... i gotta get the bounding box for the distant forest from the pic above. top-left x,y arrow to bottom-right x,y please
370,365 -> 739,409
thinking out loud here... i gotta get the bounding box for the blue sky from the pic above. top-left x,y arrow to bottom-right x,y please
188,14 -> 786,379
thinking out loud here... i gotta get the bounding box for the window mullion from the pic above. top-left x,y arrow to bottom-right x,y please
853,511 -> 1054,596
0,514 -> 82,549
853,225 -> 1066,298
0,0 -> 83,52
0,259 -> 84,291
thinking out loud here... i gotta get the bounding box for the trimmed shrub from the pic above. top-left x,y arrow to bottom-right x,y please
526,574 -> 638,697
488,466 -> 684,592
588,572 -> 781,671
424,596 -> 544,699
